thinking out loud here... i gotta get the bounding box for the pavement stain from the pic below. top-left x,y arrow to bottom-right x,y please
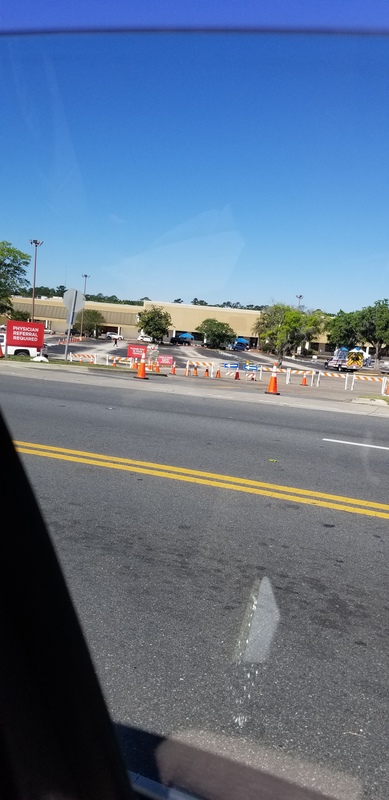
311,613 -> 344,631
305,576 -> 328,593
310,589 -> 371,635
358,678 -> 389,700
275,584 -> 300,595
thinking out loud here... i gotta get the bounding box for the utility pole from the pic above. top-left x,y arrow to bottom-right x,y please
79,274 -> 90,338
296,294 -> 303,308
29,240 -> 43,321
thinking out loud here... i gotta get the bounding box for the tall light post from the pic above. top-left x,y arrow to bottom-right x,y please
296,294 -> 303,308
29,239 -> 43,322
79,274 -> 90,338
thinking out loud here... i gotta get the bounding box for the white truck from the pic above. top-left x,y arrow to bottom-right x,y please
380,360 -> 389,374
324,346 -> 368,372
0,325 -> 48,359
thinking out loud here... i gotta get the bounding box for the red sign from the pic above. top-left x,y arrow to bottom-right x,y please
6,321 -> 44,348
127,345 -> 147,359
158,355 -> 173,366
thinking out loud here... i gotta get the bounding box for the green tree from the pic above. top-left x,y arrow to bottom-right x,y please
121,298 -> 146,306
173,298 -> 183,303
0,241 -> 31,313
301,310 -> 326,346
355,300 -> 389,362
252,303 -> 289,356
195,318 -> 236,348
75,309 -> 105,337
24,284 -> 67,298
252,303 -> 323,359
325,310 -> 359,350
217,300 -> 243,309
191,297 -> 208,306
26,285 -> 54,298
9,309 -> 30,321
137,305 -> 172,341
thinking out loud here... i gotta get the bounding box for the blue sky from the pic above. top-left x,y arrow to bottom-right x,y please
1,28 -> 389,312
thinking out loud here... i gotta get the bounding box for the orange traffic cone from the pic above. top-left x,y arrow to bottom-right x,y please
155,362 -> 160,373
136,351 -> 148,380
235,367 -> 240,380
204,367 -> 209,378
265,362 -> 280,395
0,344 -> 4,358
301,372 -> 307,386
386,379 -> 389,396
170,361 -> 176,375
112,358 -> 117,367
215,367 -> 221,379
193,366 -> 198,376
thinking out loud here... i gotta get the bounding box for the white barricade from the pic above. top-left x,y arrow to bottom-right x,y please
186,360 -> 215,377
68,353 -> 97,364
106,356 -> 135,368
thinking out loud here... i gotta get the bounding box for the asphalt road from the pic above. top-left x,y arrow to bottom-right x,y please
1,371 -> 388,800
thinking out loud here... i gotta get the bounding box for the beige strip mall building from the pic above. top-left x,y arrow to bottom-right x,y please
4,296 -> 329,351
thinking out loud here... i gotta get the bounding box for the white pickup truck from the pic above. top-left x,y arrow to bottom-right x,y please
0,331 -> 48,359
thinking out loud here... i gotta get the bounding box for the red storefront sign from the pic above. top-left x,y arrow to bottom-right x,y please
157,355 -> 173,366
127,345 -> 147,359
6,321 -> 44,348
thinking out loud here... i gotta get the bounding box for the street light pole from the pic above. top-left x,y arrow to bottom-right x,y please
80,274 -> 90,339
29,240 -> 43,322
296,294 -> 303,308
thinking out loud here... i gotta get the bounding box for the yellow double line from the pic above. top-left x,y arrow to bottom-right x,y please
15,440 -> 389,520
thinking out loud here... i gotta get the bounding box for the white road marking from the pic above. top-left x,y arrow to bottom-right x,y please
235,577 -> 280,664
323,438 -> 389,451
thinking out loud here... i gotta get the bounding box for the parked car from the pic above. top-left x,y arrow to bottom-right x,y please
138,334 -> 153,342
170,336 -> 189,345
105,332 -> 124,340
233,342 -> 249,351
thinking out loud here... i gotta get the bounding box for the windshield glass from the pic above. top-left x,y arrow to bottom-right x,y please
1,29 -> 389,800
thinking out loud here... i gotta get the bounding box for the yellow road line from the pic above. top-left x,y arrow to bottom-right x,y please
15,440 -> 389,510
14,440 -> 389,520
